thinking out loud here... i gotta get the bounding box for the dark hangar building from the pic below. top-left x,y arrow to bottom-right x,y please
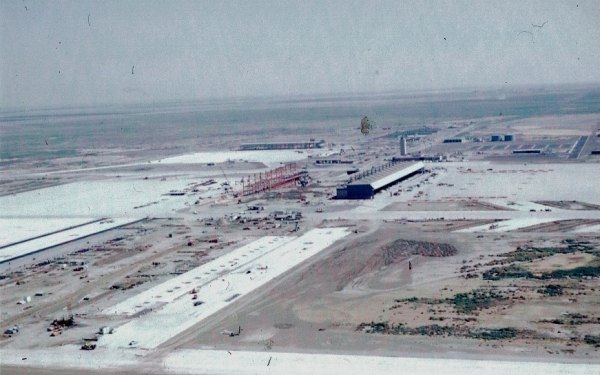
336,161 -> 425,199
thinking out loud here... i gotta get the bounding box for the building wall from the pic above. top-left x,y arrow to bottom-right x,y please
346,184 -> 374,199
315,159 -> 354,164
240,141 -> 325,150
336,187 -> 348,198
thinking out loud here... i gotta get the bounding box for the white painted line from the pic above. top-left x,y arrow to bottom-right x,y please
568,138 -> 579,154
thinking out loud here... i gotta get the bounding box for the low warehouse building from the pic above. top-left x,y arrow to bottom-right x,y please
314,157 -> 354,165
336,161 -> 425,199
513,149 -> 542,154
239,140 -> 325,150
443,138 -> 464,143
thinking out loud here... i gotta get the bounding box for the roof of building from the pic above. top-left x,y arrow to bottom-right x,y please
348,161 -> 424,190
240,140 -> 324,146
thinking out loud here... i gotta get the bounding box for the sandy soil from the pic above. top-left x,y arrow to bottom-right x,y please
505,114 -> 600,137
2,94 -> 600,373
525,252 -> 597,273
167,223 -> 600,362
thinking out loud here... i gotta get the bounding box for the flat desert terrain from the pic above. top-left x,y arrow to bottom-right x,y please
1,88 -> 600,374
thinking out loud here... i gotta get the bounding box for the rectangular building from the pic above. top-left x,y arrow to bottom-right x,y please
443,138 -> 463,143
239,140 -> 325,150
315,158 -> 354,165
513,149 -> 542,154
336,161 -> 425,199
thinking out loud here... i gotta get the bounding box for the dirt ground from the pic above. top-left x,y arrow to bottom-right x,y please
383,200 -> 509,212
506,114 -> 599,137
166,222 -> 600,362
2,97 -> 600,373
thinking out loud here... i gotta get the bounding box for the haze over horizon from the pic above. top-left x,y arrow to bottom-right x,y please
1,0 -> 600,111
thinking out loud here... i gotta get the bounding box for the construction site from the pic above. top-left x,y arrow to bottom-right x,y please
1,87 -> 600,375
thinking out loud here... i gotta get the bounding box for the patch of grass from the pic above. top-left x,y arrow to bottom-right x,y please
357,321 -> 392,333
395,289 -> 508,314
541,265 -> 600,279
482,265 -> 534,280
539,313 -> 600,325
410,324 -> 455,336
358,322 -> 526,341
487,241 -> 598,266
394,296 -> 443,305
584,335 -> 600,347
484,263 -> 600,280
539,318 -> 565,325
397,297 -> 419,303
469,328 -> 518,340
450,289 -> 507,314
537,284 -> 563,296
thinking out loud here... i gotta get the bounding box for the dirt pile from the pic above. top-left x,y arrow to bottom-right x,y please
337,239 -> 458,288
381,240 -> 458,264
288,235 -> 459,292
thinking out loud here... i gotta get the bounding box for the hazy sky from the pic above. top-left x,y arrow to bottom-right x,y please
1,0 -> 599,109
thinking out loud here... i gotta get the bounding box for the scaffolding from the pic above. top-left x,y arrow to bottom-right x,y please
241,163 -> 306,196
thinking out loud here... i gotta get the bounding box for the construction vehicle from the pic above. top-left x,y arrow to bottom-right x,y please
221,326 -> 242,337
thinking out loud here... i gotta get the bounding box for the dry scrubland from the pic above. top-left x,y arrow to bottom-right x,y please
1,98 -> 600,373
